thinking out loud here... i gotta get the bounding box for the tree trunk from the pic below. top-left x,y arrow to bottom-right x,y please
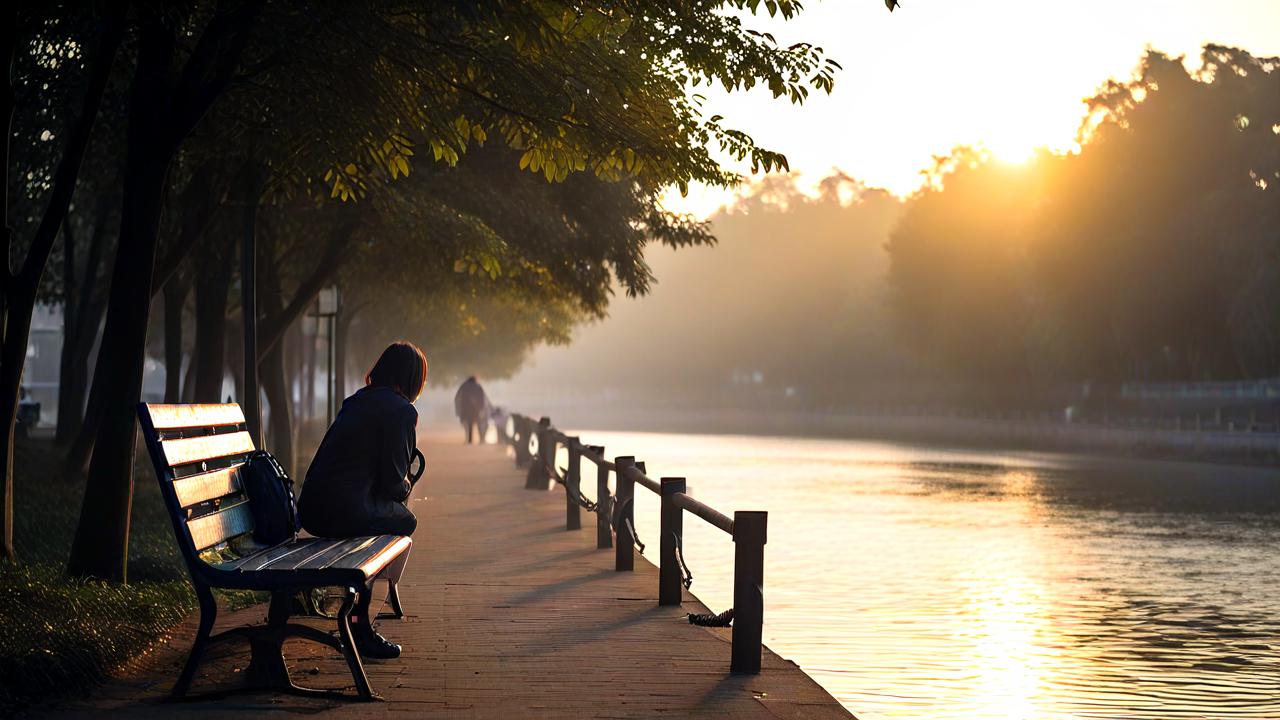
156,163 -> 221,406
152,162 -> 217,294
57,226 -> 77,439
66,144 -> 171,580
1,6 -> 124,561
191,240 -> 235,402
63,367 -> 101,471
335,305 -> 357,403
181,353 -> 196,402
63,0 -> 269,579
66,0 -> 264,579
162,273 -> 188,403
239,165 -> 263,446
258,215 -> 291,473
0,290 -> 36,561
66,13 -> 178,580
60,223 -> 77,413
227,317 -> 244,404
56,198 -> 111,445
261,337 -> 293,475
302,321 -> 315,420
1,8 -> 16,561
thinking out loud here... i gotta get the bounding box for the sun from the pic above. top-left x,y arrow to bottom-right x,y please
981,119 -> 1047,165
987,136 -> 1038,165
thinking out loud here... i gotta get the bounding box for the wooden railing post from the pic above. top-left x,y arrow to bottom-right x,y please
565,437 -> 581,530
525,417 -> 552,489
513,415 -> 532,468
614,456 -> 636,571
731,510 -> 767,674
659,477 -> 686,606
543,418 -> 556,485
495,412 -> 509,445
593,445 -> 611,549
509,415 -> 519,465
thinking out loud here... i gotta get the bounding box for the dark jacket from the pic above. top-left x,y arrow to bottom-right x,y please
454,377 -> 488,420
298,385 -> 417,538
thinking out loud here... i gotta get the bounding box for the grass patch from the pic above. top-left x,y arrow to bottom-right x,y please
0,436 -> 259,714
0,563 -> 193,710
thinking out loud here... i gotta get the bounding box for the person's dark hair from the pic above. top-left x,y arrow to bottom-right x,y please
365,342 -> 428,401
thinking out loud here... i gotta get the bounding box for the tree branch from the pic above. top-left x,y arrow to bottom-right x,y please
153,161 -> 221,295
257,221 -> 357,360
172,0 -> 267,144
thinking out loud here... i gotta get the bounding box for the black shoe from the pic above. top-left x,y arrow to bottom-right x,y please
351,621 -> 401,659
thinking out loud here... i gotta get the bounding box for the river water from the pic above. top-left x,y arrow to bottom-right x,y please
565,430 -> 1280,720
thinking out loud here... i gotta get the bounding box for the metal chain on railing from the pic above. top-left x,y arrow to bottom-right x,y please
671,532 -> 694,589
607,490 -> 645,553
502,413 -> 772,674
687,608 -> 734,627
553,466 -> 598,512
623,515 -> 645,554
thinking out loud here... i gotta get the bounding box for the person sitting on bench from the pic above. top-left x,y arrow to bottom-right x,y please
297,341 -> 427,659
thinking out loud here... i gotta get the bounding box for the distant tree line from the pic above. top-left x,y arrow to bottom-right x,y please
887,46 -> 1279,390
519,45 -> 1278,414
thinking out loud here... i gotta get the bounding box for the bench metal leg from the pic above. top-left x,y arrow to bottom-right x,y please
336,586 -> 376,700
375,547 -> 411,620
172,584 -> 218,698
243,592 -> 294,690
381,581 -> 404,619
173,588 -> 379,702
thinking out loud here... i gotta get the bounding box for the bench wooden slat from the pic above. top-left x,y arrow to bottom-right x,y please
146,403 -> 245,430
187,501 -> 254,551
172,465 -> 243,508
329,536 -> 412,576
284,537 -> 380,571
259,538 -> 357,572
160,431 -> 256,468
222,538 -> 334,572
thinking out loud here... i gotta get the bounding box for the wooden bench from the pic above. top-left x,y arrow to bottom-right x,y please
136,402 -> 413,700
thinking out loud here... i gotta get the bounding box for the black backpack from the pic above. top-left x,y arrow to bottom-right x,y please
240,450 -> 299,545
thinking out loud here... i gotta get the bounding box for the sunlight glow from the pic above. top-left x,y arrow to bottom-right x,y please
987,139 -> 1038,166
658,0 -> 1280,219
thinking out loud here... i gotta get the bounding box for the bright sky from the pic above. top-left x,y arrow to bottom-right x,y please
664,0 -> 1280,218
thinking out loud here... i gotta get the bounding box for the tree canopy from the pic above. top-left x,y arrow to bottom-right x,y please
0,0 -> 874,580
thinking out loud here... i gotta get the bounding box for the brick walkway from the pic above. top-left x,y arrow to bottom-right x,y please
39,433 -> 851,719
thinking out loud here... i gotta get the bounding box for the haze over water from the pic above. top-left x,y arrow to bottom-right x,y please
567,431 -> 1280,719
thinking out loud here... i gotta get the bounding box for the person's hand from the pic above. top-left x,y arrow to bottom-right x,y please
391,478 -> 411,503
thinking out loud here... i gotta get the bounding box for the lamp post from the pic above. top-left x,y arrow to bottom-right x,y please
315,286 -> 341,425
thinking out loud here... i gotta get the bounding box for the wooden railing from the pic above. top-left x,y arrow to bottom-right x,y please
498,412 -> 768,674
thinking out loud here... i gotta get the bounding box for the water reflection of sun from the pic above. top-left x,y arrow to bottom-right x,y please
963,574 -> 1054,719
957,470 -> 1059,719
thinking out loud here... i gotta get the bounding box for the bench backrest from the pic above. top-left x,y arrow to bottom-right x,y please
136,403 -> 258,567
